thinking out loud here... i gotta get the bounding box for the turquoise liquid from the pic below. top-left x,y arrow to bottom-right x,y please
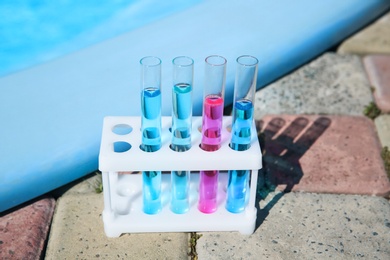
171,83 -> 192,213
141,87 -> 161,152
141,87 -> 162,214
226,99 -> 253,213
171,171 -> 190,214
142,171 -> 162,214
171,83 -> 192,151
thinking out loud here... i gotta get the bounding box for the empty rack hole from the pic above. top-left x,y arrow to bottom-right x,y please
112,124 -> 133,135
113,141 -> 132,153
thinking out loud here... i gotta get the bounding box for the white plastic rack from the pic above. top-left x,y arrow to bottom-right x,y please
99,116 -> 262,237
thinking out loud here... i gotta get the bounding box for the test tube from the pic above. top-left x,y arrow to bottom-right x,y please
140,56 -> 162,214
226,55 -> 258,213
170,56 -> 193,214
198,55 -> 227,213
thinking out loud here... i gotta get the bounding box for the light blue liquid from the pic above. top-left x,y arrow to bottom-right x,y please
141,87 -> 162,214
226,99 -> 254,213
141,87 -> 161,152
143,171 -> 162,214
171,171 -> 190,214
170,83 -> 191,213
230,99 -> 254,151
225,170 -> 250,213
171,83 -> 192,151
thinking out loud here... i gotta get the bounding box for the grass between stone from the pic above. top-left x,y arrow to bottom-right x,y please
188,232 -> 202,260
381,146 -> 390,180
363,102 -> 381,119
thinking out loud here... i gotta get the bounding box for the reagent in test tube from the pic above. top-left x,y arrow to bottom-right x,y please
226,55 -> 258,213
198,55 -> 227,214
140,56 -> 162,214
170,56 -> 193,214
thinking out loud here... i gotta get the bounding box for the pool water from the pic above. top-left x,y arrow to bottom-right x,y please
0,0 -> 202,77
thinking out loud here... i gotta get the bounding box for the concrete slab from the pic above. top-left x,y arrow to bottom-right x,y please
197,192 -> 390,260
375,114 -> 390,148
0,197 -> 55,259
254,53 -> 372,119
45,179 -> 190,259
257,115 -> 390,196
338,11 -> 390,55
363,55 -> 390,112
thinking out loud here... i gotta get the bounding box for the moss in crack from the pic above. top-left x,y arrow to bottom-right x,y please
188,232 -> 202,260
94,171 -> 103,193
363,102 -> 381,120
381,146 -> 390,180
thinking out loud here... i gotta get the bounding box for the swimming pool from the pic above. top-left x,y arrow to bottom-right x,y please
0,0 -> 202,76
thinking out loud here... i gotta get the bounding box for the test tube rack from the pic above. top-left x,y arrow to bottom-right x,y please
99,116 -> 262,237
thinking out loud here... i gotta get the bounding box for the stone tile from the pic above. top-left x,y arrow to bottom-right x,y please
363,55 -> 390,112
45,192 -> 189,259
338,12 -> 390,55
375,114 -> 390,148
257,115 -> 390,196
197,192 -> 390,260
0,197 -> 55,260
254,53 -> 372,119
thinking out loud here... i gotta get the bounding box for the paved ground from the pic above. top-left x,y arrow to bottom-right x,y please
1,10 -> 390,260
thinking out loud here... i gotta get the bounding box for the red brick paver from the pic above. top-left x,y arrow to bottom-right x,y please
363,55 -> 390,112
258,115 -> 390,196
0,197 -> 55,259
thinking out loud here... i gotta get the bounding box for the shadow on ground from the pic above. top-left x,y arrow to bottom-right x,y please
254,116 -> 331,229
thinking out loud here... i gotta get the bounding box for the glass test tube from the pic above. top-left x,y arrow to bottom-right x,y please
226,55 -> 258,213
198,55 -> 227,214
170,56 -> 193,214
140,56 -> 162,214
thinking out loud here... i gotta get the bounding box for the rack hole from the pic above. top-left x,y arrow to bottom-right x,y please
226,124 -> 232,133
112,124 -> 133,135
113,141 -> 132,153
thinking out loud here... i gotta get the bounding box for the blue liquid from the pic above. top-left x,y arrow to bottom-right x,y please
170,84 -> 191,213
171,170 -> 190,214
171,83 -> 192,151
225,170 -> 250,213
143,171 -> 162,214
141,87 -> 162,152
230,99 -> 254,151
141,88 -> 162,214
226,99 -> 253,213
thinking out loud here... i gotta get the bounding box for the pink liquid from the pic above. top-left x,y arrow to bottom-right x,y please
198,170 -> 218,213
201,95 -> 224,151
198,95 -> 223,213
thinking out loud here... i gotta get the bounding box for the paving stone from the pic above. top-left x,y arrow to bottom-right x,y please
45,192 -> 189,259
254,53 -> 373,119
363,55 -> 390,112
257,115 -> 390,196
375,114 -> 390,148
0,197 -> 55,260
338,11 -> 390,55
197,192 -> 390,260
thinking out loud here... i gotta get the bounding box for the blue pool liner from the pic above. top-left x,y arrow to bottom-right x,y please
1,0 -> 389,212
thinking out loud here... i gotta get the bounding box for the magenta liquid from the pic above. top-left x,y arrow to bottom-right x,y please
201,95 -> 224,151
198,170 -> 218,213
198,95 -> 224,213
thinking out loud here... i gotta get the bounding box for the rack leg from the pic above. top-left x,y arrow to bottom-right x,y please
248,169 -> 258,212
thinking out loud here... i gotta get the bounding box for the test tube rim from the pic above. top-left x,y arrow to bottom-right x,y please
205,55 -> 227,67
236,55 -> 258,67
140,56 -> 162,67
